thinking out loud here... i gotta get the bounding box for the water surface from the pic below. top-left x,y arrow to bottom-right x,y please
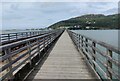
72,30 -> 119,48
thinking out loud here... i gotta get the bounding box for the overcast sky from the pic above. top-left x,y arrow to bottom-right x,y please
1,0 -> 119,30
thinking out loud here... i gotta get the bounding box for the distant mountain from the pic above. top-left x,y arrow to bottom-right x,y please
48,14 -> 118,29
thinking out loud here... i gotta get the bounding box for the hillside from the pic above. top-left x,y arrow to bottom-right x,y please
48,14 -> 118,29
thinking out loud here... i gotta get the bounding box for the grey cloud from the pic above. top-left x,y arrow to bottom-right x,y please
103,8 -> 118,15
2,2 -> 118,30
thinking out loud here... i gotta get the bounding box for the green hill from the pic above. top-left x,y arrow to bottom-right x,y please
48,14 -> 118,29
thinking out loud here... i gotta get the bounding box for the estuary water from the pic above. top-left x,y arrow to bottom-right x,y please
72,30 -> 119,48
72,30 -> 119,79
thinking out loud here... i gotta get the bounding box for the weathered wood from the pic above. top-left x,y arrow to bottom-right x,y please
0,30 -> 64,80
27,31 -> 97,79
92,42 -> 96,69
68,30 -> 120,80
0,31 -> 51,45
107,49 -> 112,79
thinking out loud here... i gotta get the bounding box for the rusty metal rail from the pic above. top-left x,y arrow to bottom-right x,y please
0,29 -> 64,81
68,30 -> 120,81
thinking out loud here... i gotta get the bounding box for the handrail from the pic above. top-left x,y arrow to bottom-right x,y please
0,29 -> 64,81
0,31 -> 52,45
68,30 -> 120,80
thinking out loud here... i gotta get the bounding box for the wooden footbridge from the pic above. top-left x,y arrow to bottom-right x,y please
0,30 -> 120,81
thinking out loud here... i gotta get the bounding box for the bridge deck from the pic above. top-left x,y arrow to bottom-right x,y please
27,31 -> 97,79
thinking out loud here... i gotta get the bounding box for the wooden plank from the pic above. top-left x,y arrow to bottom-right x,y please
27,30 -> 97,80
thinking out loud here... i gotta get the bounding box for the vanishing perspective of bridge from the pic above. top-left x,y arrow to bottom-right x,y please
0,30 -> 120,81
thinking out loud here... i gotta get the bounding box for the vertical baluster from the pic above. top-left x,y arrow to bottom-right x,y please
107,49 -> 112,79
73,32 -> 74,42
8,34 -> 10,41
43,37 -> 46,52
76,34 -> 78,48
5,48 -> 13,80
50,35 -> 52,44
47,35 -> 49,46
78,35 -> 80,49
74,33 -> 75,44
29,32 -> 31,37
27,41 -> 32,67
49,35 -> 51,45
26,32 -> 28,37
33,32 -> 34,36
75,33 -> 77,45
0,34 -> 1,43
85,38 -> 88,52
37,38 -> 41,58
92,42 -> 96,70
81,36 -> 83,51
77,34 -> 79,48
22,33 -> 23,38
16,33 -> 18,39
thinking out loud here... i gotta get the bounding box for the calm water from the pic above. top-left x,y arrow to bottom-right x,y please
72,30 -> 119,48
72,30 -> 119,79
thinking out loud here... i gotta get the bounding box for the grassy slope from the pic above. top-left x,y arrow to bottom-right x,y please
48,14 -> 118,29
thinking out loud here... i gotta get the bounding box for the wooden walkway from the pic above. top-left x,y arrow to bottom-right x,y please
27,31 -> 97,80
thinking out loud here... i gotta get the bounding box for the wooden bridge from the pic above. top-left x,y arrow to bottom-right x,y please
0,30 -> 120,81
26,30 -> 97,80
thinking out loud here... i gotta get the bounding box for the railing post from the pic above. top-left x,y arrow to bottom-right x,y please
30,32 -> 31,37
77,34 -> 79,48
107,49 -> 112,79
92,42 -> 96,70
8,34 -> 10,41
37,38 -> 41,58
50,34 -> 53,42
0,35 -> 1,43
75,33 -> 77,45
81,36 -> 83,51
16,33 -> 18,39
26,32 -> 28,37
78,35 -> 80,49
43,37 -> 46,51
5,48 -> 13,80
47,36 -> 49,47
49,35 -> 51,45
33,32 -> 35,36
27,41 -> 32,67
85,38 -> 88,52
21,33 -> 23,37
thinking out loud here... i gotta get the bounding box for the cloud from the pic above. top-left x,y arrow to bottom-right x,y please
1,0 -> 120,2
103,8 -> 118,15
1,2 -> 118,30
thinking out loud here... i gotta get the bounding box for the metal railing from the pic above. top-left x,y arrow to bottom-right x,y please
0,29 -> 64,81
0,31 -> 52,44
68,30 -> 120,81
